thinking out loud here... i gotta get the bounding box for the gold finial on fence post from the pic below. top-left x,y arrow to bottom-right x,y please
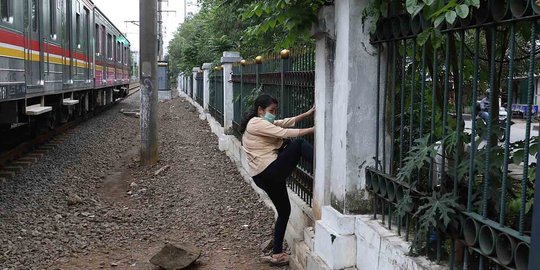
255,56 -> 263,64
240,59 -> 247,66
280,49 -> 290,59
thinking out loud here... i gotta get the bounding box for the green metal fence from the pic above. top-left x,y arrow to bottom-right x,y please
231,45 -> 315,205
209,68 -> 224,126
185,76 -> 189,97
367,2 -> 540,269
189,75 -> 194,99
195,72 -> 203,106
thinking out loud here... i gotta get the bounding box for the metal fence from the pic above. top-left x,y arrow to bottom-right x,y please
231,45 -> 315,206
195,72 -> 203,106
189,75 -> 194,99
209,68 -> 225,126
185,76 -> 189,97
367,2 -> 540,269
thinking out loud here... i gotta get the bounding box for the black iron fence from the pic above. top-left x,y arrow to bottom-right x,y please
209,68 -> 225,126
189,75 -> 194,99
183,75 -> 188,96
231,45 -> 315,206
367,1 -> 540,269
195,72 -> 203,106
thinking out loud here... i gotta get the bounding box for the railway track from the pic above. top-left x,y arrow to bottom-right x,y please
0,83 -> 141,183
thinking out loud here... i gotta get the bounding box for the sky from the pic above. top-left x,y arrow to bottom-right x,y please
91,0 -> 199,56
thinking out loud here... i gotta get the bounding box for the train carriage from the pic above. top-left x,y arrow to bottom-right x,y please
0,0 -> 130,132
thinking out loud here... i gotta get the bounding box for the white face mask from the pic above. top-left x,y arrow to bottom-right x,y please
263,112 -> 276,123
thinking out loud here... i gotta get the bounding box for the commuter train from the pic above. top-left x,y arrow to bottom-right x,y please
0,0 -> 131,132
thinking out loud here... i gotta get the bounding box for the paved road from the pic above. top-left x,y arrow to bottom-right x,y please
462,118 -> 539,171
464,118 -> 540,143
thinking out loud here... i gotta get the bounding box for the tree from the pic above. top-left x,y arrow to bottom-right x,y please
167,0 -> 322,78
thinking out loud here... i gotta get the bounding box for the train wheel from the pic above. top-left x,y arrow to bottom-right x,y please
76,100 -> 83,118
46,111 -> 57,130
60,106 -> 70,124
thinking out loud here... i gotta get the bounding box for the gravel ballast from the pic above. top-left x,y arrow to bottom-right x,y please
0,93 -> 284,269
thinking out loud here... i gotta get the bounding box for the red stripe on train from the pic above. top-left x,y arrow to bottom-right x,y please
0,28 -> 90,62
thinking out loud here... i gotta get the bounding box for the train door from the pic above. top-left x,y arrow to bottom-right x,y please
25,0 -> 45,92
63,0 -> 73,85
83,6 -> 90,82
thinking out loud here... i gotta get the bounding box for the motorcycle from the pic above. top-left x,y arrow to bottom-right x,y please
476,100 -> 509,142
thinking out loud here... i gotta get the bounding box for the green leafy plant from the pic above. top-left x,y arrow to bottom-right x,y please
414,191 -> 461,233
397,135 -> 438,183
241,0 -> 328,48
234,84 -> 263,115
406,0 -> 480,48
395,189 -> 415,217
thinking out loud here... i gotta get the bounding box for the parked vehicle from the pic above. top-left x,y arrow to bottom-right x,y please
476,90 -> 509,142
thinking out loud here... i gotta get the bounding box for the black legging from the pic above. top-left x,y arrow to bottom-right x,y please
252,139 -> 314,254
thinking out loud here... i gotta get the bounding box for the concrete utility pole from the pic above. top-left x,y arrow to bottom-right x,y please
140,0 -> 159,166
158,0 -> 163,61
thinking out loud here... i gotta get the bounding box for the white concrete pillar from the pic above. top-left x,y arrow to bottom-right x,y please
181,73 -> 185,93
192,67 -> 200,101
221,52 -> 242,131
311,1 -> 383,268
202,63 -> 212,111
186,74 -> 190,96
328,0 -> 380,214
186,74 -> 191,96
312,5 -> 336,221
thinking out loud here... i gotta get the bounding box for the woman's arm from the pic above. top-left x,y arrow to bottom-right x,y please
293,106 -> 315,123
250,118 -> 314,138
297,127 -> 315,137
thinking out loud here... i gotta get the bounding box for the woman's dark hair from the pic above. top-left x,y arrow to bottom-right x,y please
239,94 -> 278,134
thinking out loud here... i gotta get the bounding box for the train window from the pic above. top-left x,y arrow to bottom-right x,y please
118,42 -> 121,63
95,24 -> 100,55
117,41 -> 121,63
113,35 -> 116,61
0,0 -> 12,23
76,12 -> 81,49
84,7 -> 89,49
101,25 -> 106,55
31,0 -> 37,31
50,0 -> 57,38
107,33 -> 112,59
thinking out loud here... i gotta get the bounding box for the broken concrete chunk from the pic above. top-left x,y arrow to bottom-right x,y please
260,239 -> 273,253
154,165 -> 171,176
66,193 -> 82,206
150,243 -> 201,270
121,109 -> 141,118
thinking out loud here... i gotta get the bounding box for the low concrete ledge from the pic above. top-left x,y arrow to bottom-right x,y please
314,220 -> 356,269
355,215 -> 447,270
322,205 -> 355,235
